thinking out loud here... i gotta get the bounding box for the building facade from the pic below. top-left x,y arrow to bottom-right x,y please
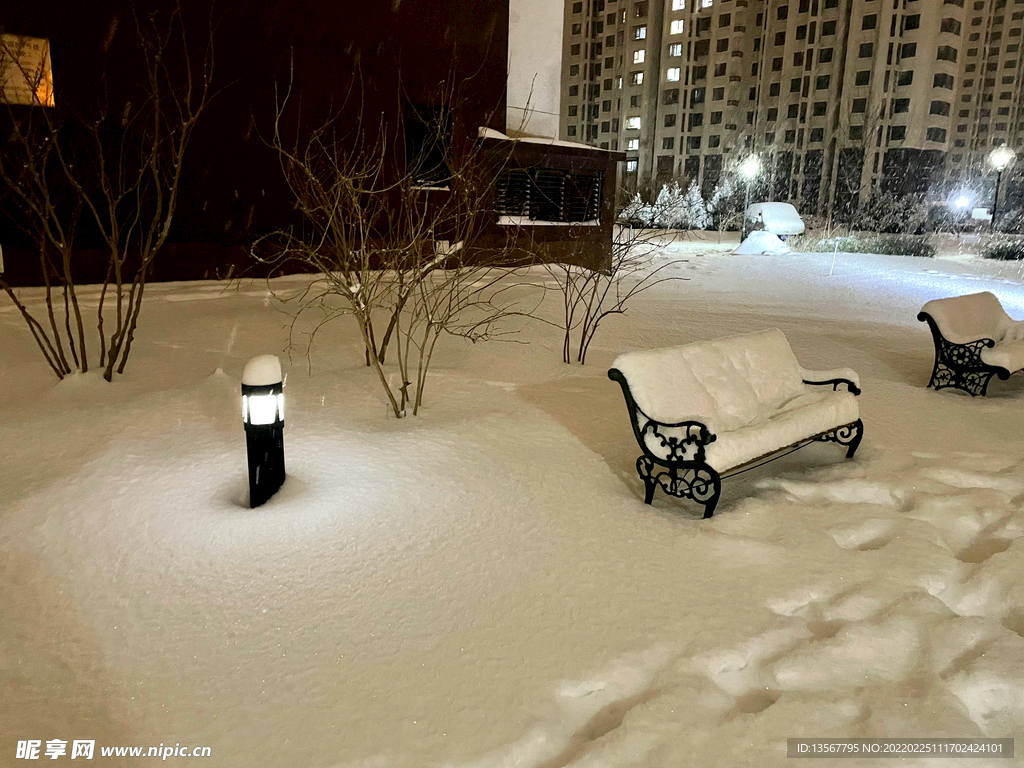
560,0 -> 1024,217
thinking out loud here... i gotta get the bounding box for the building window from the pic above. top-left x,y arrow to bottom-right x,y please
850,125 -> 864,140
712,86 -> 725,100
630,71 -> 644,84
785,129 -> 796,143
692,87 -> 706,103
716,38 -> 729,51
567,125 -> 577,136
767,108 -> 778,120
626,116 -> 642,129
672,0 -> 685,8
661,66 -> 679,83
633,24 -> 647,40
670,19 -> 685,34
714,62 -> 727,76
933,73 -> 955,89
669,43 -> 682,56
926,127 -> 947,141
775,31 -> 787,45
568,105 -> 578,116
663,88 -> 679,104
855,70 -> 871,85
765,131 -> 776,144
570,65 -> 580,76
720,13 -> 732,26
625,158 -> 638,172
893,97 -> 910,112
688,136 -> 702,149
601,121 -> 610,133
665,113 -> 677,127
897,70 -> 914,85
819,48 -> 834,63
822,20 -> 837,35
791,77 -> 802,92
633,49 -> 646,63
809,128 -> 824,142
787,103 -> 799,117
663,136 -> 675,149
708,135 -> 721,147
888,125 -> 907,140
937,45 -> 958,61
769,82 -> 781,96
569,85 -> 578,96
627,137 -> 640,149
863,14 -> 877,29
797,24 -> 807,40
815,74 -> 831,89
711,110 -> 723,123
859,42 -> 874,57
905,14 -> 921,30
852,98 -> 867,112
635,2 -> 649,17
900,42 -> 917,58
602,99 -> 612,111
689,112 -> 704,128
813,101 -> 827,115
572,2 -> 583,13
940,17 -> 962,34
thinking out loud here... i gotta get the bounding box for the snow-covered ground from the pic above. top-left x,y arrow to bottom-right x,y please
1,243 -> 1022,767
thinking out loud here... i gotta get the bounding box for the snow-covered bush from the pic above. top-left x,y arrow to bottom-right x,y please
982,238 -> 1024,261
789,233 -> 935,258
856,190 -> 928,234
618,182 -> 709,230
708,179 -> 744,231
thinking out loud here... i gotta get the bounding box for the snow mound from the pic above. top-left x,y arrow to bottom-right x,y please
733,231 -> 792,255
242,354 -> 282,386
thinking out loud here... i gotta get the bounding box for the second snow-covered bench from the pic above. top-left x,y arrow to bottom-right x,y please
608,329 -> 864,518
918,292 -> 1024,396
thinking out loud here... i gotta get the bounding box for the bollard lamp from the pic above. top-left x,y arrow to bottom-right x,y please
242,354 -> 285,508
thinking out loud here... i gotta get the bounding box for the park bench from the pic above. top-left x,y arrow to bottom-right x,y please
608,329 -> 864,518
918,292 -> 1024,397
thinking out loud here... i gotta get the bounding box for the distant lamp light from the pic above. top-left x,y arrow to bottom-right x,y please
242,354 -> 285,508
953,195 -> 971,210
987,147 -> 1016,232
988,146 -> 1016,171
739,155 -> 762,181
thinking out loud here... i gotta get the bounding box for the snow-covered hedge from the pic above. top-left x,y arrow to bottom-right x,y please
982,238 -> 1024,261
619,181 -> 710,230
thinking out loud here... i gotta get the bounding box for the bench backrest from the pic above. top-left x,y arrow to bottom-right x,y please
611,329 -> 806,432
920,292 -> 1020,344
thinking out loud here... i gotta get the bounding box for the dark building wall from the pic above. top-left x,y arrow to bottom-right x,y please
1,0 -> 510,283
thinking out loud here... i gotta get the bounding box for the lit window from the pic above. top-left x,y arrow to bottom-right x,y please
669,43 -> 683,56
672,0 -> 685,8
633,49 -> 646,63
667,67 -> 681,81
626,158 -> 639,171
0,34 -> 56,107
670,20 -> 685,34
630,71 -> 644,85
626,116 -> 642,129
627,138 -> 640,150
702,0 -> 713,7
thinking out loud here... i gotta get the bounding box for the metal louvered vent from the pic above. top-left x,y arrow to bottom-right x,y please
495,167 -> 603,223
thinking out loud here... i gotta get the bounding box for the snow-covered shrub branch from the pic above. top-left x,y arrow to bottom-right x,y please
543,226 -> 687,365
0,3 -> 216,381
255,71 -> 539,417
619,180 -> 710,230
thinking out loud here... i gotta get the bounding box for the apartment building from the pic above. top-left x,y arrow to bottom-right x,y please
560,0 -> 1024,216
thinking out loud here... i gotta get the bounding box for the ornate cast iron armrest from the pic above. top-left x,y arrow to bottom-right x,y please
608,368 -> 718,463
802,378 -> 862,395
917,312 -> 997,360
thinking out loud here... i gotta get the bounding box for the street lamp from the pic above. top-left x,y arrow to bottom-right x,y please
987,146 -> 1016,232
242,354 -> 286,508
739,155 -> 761,240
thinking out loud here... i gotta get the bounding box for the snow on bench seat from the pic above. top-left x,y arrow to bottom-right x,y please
609,329 -> 863,517
918,292 -> 1024,396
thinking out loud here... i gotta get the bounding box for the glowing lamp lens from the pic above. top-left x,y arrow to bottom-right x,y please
245,394 -> 279,425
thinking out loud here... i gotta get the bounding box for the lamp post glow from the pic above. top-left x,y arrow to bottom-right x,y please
242,354 -> 285,508
739,155 -> 761,241
987,147 -> 1016,232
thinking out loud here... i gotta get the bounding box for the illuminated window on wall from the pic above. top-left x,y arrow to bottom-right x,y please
669,43 -> 683,56
0,35 -> 56,106
670,20 -> 685,34
630,71 -> 644,84
633,49 -> 646,63
627,138 -> 640,150
672,0 -> 685,8
667,67 -> 681,81
634,25 -> 647,40
626,116 -> 642,129
626,159 -> 638,172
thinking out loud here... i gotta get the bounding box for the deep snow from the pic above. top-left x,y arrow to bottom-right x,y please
1,242 -> 1022,767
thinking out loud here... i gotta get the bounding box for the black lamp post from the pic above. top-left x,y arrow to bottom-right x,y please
988,146 -> 1016,233
242,355 -> 285,508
